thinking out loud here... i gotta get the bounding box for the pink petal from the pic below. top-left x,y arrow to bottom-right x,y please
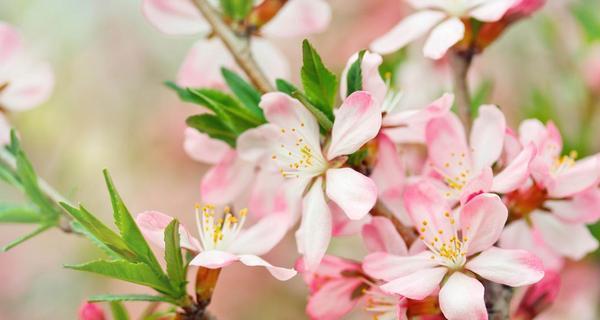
236,124 -> 280,162
340,51 -> 387,103
306,278 -> 363,320
237,254 -> 297,281
362,217 -> 408,255
469,0 -> 518,22
189,250 -> 239,268
325,168 -> 377,220
142,0 -> 209,35
460,193 -> 508,255
379,266 -> 447,299
363,251 -> 438,282
531,212 -> 599,260
425,113 -> 472,181
469,105 -> 506,171
491,143 -> 535,193
370,10 -> 446,55
546,155 -> 600,198
466,247 -> 544,287
0,62 -> 54,111
183,128 -> 230,164
177,39 -> 233,89
200,150 -> 255,204
261,0 -> 331,38
423,17 -> 465,60
135,211 -> 200,251
439,272 -> 487,320
327,91 -> 382,160
228,212 -> 290,256
545,187 -> 600,224
299,178 -> 332,271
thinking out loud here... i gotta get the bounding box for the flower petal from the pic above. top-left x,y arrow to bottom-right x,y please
363,251 -> 439,281
466,247 -> 544,287
379,266 -> 447,299
439,272 -> 487,320
532,212 -> 599,260
200,150 -> 255,204
327,91 -> 382,159
142,0 -> 209,35
370,10 -> 446,55
362,216 -> 408,255
469,105 -> 506,171
136,211 -> 200,251
237,254 -> 297,281
325,168 -> 377,220
469,0 -> 518,22
183,128 -> 230,164
261,0 -> 331,38
423,17 -> 465,60
460,193 -> 508,255
491,143 -> 535,193
189,250 -> 239,268
299,178 -> 332,271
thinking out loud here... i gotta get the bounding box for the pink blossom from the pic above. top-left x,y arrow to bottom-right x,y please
364,182 -> 544,320
78,302 -> 106,320
136,205 -> 296,280
370,0 -> 518,59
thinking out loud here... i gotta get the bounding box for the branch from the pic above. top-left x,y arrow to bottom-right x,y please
449,50 -> 474,133
191,0 -> 274,93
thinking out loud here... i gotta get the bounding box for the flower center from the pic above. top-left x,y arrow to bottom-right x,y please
195,204 -> 247,251
272,124 -> 327,178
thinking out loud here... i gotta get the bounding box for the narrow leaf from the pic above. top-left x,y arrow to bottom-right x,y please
300,39 -> 337,121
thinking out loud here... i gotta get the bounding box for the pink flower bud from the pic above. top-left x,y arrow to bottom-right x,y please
78,302 -> 106,320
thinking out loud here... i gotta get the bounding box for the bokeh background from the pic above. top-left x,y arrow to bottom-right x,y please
1,0 -> 599,319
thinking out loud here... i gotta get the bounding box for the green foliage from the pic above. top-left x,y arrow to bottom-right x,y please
301,40 -> 338,122
346,50 -> 366,96
110,301 -> 130,320
220,0 -> 253,21
571,0 -> 600,42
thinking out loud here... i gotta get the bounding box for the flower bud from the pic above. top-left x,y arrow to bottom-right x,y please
78,302 -> 106,320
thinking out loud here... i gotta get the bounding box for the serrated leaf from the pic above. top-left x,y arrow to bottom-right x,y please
88,294 -> 178,305
346,50 -> 366,96
110,301 -> 130,320
2,223 -> 53,252
187,114 -> 237,147
275,79 -> 299,96
164,220 -> 186,297
221,67 -> 264,120
66,260 -> 172,293
0,203 -> 42,224
301,40 -> 337,121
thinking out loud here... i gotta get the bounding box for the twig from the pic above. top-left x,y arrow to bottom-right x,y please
191,0 -> 274,93
449,50 -> 474,133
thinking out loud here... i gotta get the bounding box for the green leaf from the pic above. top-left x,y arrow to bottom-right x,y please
0,203 -> 42,224
88,294 -> 177,305
110,301 -> 130,320
300,40 -> 337,121
275,79 -> 299,96
346,50 -> 366,96
103,170 -> 165,277
164,220 -> 186,297
221,67 -> 264,120
2,223 -> 53,252
66,260 -> 173,293
186,114 -> 237,147
61,203 -> 137,261
220,0 -> 253,21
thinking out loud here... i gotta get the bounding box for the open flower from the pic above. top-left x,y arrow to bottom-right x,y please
499,119 -> 600,269
364,181 -> 544,320
370,0 -> 518,59
136,205 -> 296,280
425,106 -> 536,204
143,0 -> 330,88
239,91 -> 382,270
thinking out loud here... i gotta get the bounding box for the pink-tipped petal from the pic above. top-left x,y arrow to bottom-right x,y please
491,143 -> 535,193
325,168 -> 377,220
425,113 -> 472,179
439,272 -> 487,320
531,212 -> 599,260
261,0 -> 331,38
460,193 -> 508,255
469,0 -> 518,22
236,124 -> 280,162
189,250 -> 239,268
327,91 -> 382,159
183,128 -> 230,164
546,155 -> 600,198
545,187 -> 600,224
362,217 -> 408,255
142,0 -> 209,35
370,10 -> 446,55
423,17 -> 465,60
300,178 -> 332,271
0,62 -> 54,111
200,150 -> 255,204
136,211 -> 200,251
238,254 -> 297,281
363,251 -> 439,282
469,105 -> 506,171
379,266 -> 447,299
466,247 -> 544,287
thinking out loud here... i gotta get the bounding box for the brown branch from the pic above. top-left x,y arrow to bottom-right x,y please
191,0 -> 274,93
449,50 -> 474,134
371,200 -> 417,246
